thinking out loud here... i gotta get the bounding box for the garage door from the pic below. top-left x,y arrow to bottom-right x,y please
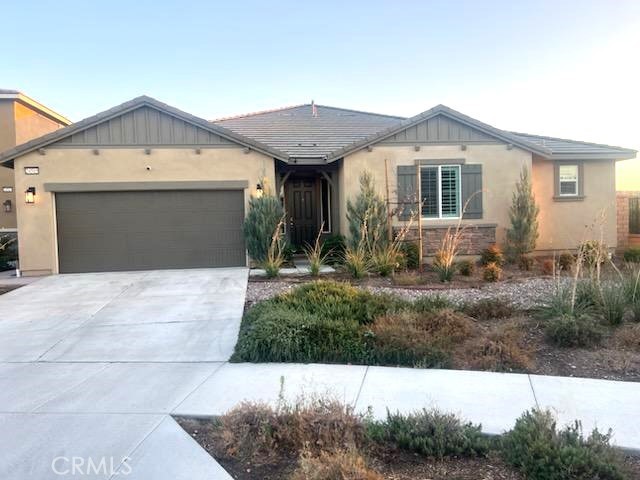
56,190 -> 246,273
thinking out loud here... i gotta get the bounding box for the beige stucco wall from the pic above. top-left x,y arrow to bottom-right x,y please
339,144 -> 532,245
14,147 -> 275,275
532,157 -> 617,251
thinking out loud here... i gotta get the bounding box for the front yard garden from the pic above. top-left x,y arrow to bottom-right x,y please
178,397 -> 640,480
235,274 -> 640,381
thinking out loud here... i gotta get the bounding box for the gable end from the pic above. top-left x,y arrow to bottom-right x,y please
54,106 -> 234,147
379,114 -> 499,145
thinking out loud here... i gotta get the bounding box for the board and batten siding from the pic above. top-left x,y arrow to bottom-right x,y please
54,106 -> 235,147
379,115 -> 498,144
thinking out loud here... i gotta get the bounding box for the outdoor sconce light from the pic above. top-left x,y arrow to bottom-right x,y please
255,183 -> 264,198
25,187 -> 36,204
2,200 -> 11,213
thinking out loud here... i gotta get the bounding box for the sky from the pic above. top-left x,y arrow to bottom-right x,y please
1,0 -> 639,188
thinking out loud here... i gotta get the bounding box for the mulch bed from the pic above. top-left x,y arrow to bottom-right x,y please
177,417 -> 640,479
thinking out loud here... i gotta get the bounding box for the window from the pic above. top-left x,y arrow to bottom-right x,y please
559,165 -> 579,196
420,165 -> 461,219
320,178 -> 331,232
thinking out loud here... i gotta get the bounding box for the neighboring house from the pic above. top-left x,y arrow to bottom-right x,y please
0,90 -> 70,232
0,95 -> 635,276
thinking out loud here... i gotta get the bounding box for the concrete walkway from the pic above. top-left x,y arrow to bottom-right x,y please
1,270 -> 639,478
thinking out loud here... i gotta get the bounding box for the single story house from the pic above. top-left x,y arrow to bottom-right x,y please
0,96 -> 635,276
0,89 -> 70,232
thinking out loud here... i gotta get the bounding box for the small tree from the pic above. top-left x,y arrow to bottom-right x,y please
506,167 -> 539,261
243,195 -> 285,263
346,172 -> 389,252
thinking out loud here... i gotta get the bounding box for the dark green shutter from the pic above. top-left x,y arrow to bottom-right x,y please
397,165 -> 417,220
461,164 -> 483,219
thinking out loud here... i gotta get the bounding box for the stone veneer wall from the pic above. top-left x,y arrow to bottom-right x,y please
402,224 -> 497,256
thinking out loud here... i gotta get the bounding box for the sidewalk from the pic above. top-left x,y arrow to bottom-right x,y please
2,362 -> 639,479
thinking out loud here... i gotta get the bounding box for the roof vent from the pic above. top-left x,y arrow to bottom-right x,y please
311,100 -> 318,117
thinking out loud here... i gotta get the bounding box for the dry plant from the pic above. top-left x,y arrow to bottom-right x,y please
304,222 -> 330,276
344,217 -> 372,279
262,216 -> 286,278
291,448 -> 383,480
372,215 -> 414,276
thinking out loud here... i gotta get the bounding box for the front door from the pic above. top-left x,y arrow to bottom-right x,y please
286,177 -> 318,247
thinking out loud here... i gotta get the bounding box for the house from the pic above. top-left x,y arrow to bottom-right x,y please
0,95 -> 635,276
0,90 -> 70,233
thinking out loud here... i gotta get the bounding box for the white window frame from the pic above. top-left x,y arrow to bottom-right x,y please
558,164 -> 579,197
420,164 -> 461,220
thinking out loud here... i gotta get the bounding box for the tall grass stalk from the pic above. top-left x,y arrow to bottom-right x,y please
304,223 -> 330,277
262,217 -> 286,278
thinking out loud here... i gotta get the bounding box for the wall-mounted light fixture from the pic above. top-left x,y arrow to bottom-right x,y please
255,183 -> 264,198
2,200 -> 11,213
25,187 -> 36,204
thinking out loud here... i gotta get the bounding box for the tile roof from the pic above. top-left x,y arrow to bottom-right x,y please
214,104 -> 403,159
509,132 -> 636,160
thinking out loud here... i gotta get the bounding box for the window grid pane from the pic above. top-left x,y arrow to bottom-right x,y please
421,167 -> 438,217
560,181 -> 577,195
440,166 -> 460,217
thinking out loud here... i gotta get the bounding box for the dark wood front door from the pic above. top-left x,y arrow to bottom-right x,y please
286,177 -> 318,247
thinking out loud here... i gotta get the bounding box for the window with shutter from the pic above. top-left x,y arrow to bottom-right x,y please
420,165 -> 461,219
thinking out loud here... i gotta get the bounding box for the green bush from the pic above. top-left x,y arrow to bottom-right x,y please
399,241 -> 420,270
346,172 -> 388,251
623,267 -> 640,322
502,409 -> 625,480
598,282 -> 626,326
457,259 -> 475,276
242,195 -> 285,263
624,247 -> 640,263
366,409 -> 489,459
412,295 -> 455,313
536,284 -> 594,320
232,302 -> 366,363
321,234 -> 346,265
544,315 -> 604,348
505,167 -> 539,260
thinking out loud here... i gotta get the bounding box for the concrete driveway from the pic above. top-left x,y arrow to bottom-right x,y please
0,268 -> 247,362
0,268 -> 247,479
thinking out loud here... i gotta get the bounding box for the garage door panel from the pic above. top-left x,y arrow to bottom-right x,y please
56,190 -> 246,273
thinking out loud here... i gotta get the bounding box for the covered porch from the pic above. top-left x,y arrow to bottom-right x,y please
275,162 -> 341,248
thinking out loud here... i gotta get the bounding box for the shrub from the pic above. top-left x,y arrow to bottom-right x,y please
480,245 -> 504,266
243,195 -> 285,263
368,310 -> 474,367
558,253 -> 575,272
598,282 -> 626,326
366,408 -> 489,459
541,258 -> 556,276
502,409 -> 625,480
575,279 -> 600,311
304,227 -> 329,277
536,284 -> 594,320
623,265 -> 640,322
321,234 -> 346,265
505,167 -> 539,260
344,245 -> 370,279
544,315 -> 604,348
580,240 -> 608,269
462,298 -> 515,320
291,448 -> 383,480
457,259 -> 475,276
399,241 -> 420,270
458,324 -> 533,372
614,324 -> 640,351
412,294 -> 455,313
432,249 -> 455,282
372,243 -> 402,277
281,281 -> 405,325
518,254 -> 534,271
624,247 -> 640,263
346,172 -> 388,252
482,262 -> 502,282
215,399 -> 365,463
232,304 -> 366,363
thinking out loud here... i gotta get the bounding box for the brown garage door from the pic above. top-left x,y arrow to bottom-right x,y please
56,190 -> 246,273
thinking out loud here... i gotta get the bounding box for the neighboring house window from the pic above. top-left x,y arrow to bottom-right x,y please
420,165 -> 461,219
558,165 -> 579,196
320,178 -> 331,233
